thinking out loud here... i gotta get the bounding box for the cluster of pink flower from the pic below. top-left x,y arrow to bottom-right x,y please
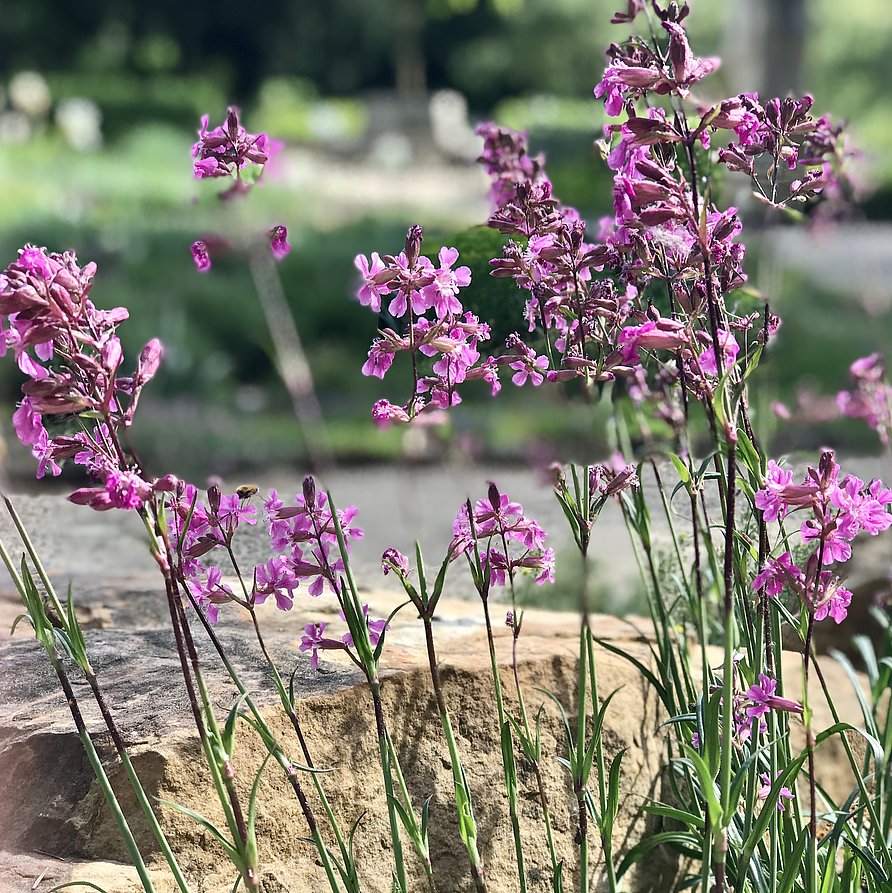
475,122 -> 548,210
837,353 -> 892,447
190,107 -> 291,272
431,0 -> 850,431
595,5 -> 849,211
168,483 -> 260,621
753,451 -> 892,623
451,483 -> 554,588
1,245 -> 178,510
263,476 -> 362,597
191,107 -> 272,182
167,475 -> 386,655
355,225 -> 499,425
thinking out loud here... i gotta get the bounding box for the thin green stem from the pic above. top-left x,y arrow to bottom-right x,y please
481,597 -> 527,893
369,678 -> 409,893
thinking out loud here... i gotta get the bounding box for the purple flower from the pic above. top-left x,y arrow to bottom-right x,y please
300,622 -> 334,669
382,548 -> 410,577
186,566 -> 234,624
191,108 -> 270,183
18,246 -> 53,279
253,556 -> 297,611
510,353 -> 549,387
755,461 -> 794,523
191,241 -> 211,273
758,772 -> 795,812
354,252 -> 392,313
105,470 -> 152,510
420,246 -> 471,318
361,340 -> 396,379
12,398 -> 44,447
217,492 -> 257,530
269,225 -> 291,261
812,574 -> 853,624
752,552 -> 802,598
697,329 -> 739,377
744,674 -> 803,720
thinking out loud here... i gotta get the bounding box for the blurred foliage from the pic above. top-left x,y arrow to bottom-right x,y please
0,0 -> 890,477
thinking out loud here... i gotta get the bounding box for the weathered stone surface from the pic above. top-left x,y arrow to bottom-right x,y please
0,492 -> 880,893
0,587 -> 667,892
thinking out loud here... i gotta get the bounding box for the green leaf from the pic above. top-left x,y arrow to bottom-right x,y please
594,638 -> 671,714
244,754 -> 272,868
615,830 -> 701,880
64,583 -> 90,671
679,744 -> 722,828
160,799 -> 242,866
602,748 -> 626,840
373,599 -> 411,663
643,803 -> 705,831
776,825 -> 810,893
668,452 -> 691,487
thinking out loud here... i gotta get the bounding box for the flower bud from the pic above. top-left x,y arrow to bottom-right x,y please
302,475 -> 317,507
403,225 -> 424,267
207,484 -> 222,515
381,548 -> 409,577
138,338 -> 163,383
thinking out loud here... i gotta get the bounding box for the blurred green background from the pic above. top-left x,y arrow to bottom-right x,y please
1,0 -> 891,481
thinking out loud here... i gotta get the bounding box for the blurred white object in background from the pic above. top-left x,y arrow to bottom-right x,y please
369,130 -> 414,171
0,111 -> 31,145
9,71 -> 51,118
56,98 -> 103,151
429,90 -> 479,161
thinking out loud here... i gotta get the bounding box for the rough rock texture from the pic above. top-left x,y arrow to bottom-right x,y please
0,493 -> 880,893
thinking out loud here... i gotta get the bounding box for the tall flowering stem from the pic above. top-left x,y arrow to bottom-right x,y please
383,544 -> 488,892
453,488 -> 555,892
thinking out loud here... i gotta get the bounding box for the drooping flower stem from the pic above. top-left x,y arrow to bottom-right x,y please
248,240 -> 333,472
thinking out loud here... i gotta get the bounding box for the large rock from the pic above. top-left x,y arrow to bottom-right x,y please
0,494 -> 876,893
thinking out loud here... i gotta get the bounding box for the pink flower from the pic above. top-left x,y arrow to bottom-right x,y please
758,772 -> 795,812
300,622 -> 338,669
371,399 -> 410,427
752,551 -> 802,597
354,252 -> 392,313
269,225 -> 291,261
510,354 -> 549,387
18,246 -> 53,279
104,470 -> 152,510
253,557 -> 297,611
191,241 -> 211,273
744,674 -> 803,720
755,460 -> 794,523
697,329 -> 739,377
421,246 -> 471,318
361,340 -> 396,379
812,575 -> 852,624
